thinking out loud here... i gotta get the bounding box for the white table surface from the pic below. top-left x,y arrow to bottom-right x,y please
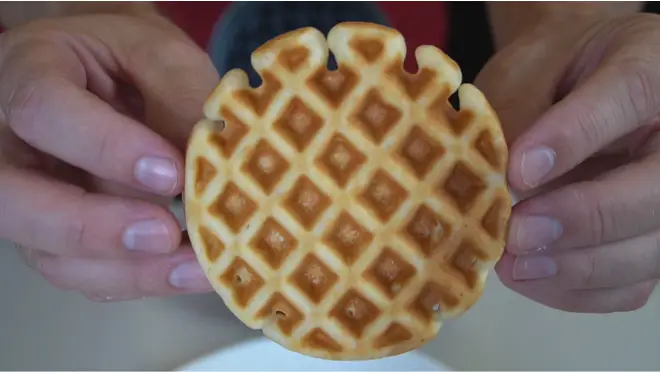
1,205 -> 659,370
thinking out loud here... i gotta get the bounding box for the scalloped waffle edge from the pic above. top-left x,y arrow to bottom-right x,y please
185,22 -> 511,361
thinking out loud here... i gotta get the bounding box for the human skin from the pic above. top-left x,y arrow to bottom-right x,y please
2,2 -> 658,311
477,2 -> 660,313
0,2 -> 218,301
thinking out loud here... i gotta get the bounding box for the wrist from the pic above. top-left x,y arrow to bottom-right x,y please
488,3 -> 643,50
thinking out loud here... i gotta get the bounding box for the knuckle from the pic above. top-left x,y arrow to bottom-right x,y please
571,111 -> 606,154
607,24 -> 660,123
5,76 -> 62,141
93,125 -> 114,170
590,197 -> 610,246
566,185 -> 607,245
555,106 -> 604,159
621,65 -> 659,123
63,189 -> 93,255
575,251 -> 599,289
5,80 -> 41,134
67,218 -> 87,256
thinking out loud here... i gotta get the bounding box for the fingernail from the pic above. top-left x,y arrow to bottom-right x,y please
513,256 -> 558,280
134,156 -> 178,194
521,147 -> 555,187
123,219 -> 171,252
169,260 -> 213,290
513,216 -> 563,252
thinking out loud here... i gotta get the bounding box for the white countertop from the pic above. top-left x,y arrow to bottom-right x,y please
1,235 -> 659,370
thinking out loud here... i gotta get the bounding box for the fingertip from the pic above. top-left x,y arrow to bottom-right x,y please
36,249 -> 210,301
168,258 -> 213,292
121,205 -> 182,255
161,208 -> 184,253
504,210 -> 562,256
495,252 -> 516,284
507,140 -> 557,192
506,141 -> 529,193
133,150 -> 185,197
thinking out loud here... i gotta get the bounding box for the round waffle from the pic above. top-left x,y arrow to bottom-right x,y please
185,22 -> 511,360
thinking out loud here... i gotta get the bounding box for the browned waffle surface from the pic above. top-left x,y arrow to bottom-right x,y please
185,22 -> 511,360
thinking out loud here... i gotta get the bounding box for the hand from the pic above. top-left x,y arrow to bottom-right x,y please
0,12 -> 219,301
475,13 -> 660,313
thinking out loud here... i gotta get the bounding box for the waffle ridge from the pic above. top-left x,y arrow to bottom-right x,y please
185,22 -> 511,360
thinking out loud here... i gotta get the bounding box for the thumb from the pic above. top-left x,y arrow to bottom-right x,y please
475,38 -> 573,201
474,33 -> 569,147
508,53 -> 660,192
507,15 -> 660,192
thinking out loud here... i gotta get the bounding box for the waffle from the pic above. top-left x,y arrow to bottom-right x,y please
184,22 -> 511,360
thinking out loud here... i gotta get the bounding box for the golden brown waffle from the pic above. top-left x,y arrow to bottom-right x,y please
185,22 -> 511,360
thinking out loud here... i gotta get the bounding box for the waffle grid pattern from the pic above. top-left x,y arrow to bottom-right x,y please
185,22 -> 510,360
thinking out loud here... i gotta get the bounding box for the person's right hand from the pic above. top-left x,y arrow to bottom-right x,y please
0,11 -> 219,301
475,13 -> 660,313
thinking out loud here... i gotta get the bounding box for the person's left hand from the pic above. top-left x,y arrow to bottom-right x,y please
0,11 -> 219,302
475,13 -> 660,313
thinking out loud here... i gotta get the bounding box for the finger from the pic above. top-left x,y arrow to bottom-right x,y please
90,177 -> 174,208
0,168 -> 180,258
507,56 -> 660,191
0,123 -> 175,208
511,229 -> 660,290
507,153 -> 660,254
474,34 -> 563,146
34,247 -> 213,301
497,254 -> 657,313
511,153 -> 628,202
0,42 -> 183,195
115,33 -> 219,151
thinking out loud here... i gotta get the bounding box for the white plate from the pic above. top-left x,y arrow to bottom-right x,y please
176,337 -> 451,371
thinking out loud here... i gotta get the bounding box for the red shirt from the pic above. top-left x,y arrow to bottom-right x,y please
0,2 -> 450,72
